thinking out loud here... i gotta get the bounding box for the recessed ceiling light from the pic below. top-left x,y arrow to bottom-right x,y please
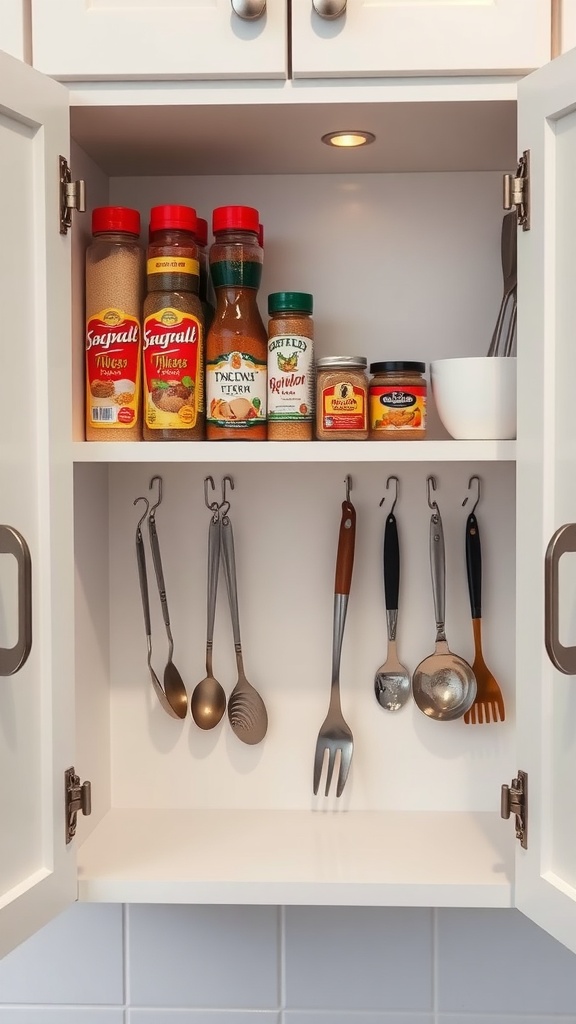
321,131 -> 375,148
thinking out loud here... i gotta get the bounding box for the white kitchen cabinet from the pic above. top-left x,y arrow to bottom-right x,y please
3,39 -> 576,962
30,0 -> 287,81
30,0 -> 550,82
291,0 -> 551,79
560,0 -> 576,51
0,0 -> 29,61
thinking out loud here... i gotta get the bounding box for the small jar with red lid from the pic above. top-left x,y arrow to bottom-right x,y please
85,206 -> 144,442
143,204 -> 205,441
368,361 -> 427,440
206,205 -> 267,440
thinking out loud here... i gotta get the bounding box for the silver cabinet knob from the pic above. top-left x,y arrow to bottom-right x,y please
231,0 -> 266,20
312,0 -> 346,19
545,522 -> 576,674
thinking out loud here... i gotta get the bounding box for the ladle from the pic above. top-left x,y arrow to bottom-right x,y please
191,514 -> 227,729
412,479 -> 477,721
147,476 -> 188,720
134,496 -> 184,719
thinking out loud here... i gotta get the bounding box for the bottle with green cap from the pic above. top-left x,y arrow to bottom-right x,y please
267,291 -> 314,441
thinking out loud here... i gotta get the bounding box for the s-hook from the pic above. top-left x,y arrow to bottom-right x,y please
204,476 -> 220,521
149,475 -> 163,520
427,475 -> 439,515
379,475 -> 399,513
133,495 -> 149,535
221,475 -> 235,522
344,475 -> 352,502
462,475 -> 481,515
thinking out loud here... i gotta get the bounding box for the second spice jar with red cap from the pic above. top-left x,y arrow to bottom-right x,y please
143,204 -> 205,440
206,205 -> 267,440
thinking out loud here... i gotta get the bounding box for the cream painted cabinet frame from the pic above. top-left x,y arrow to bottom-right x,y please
3,39 -> 576,963
0,51 -> 76,959
291,0 -> 552,78
0,0 -> 29,61
30,0 -> 288,81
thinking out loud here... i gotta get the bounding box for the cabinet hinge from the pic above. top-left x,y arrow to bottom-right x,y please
503,150 -> 530,231
65,766 -> 91,844
501,770 -> 528,849
59,156 -> 86,235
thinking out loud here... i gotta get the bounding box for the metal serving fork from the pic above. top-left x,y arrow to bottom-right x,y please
313,480 -> 356,798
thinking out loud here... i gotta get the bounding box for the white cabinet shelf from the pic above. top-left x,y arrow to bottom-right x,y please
77,809 -> 513,907
71,440 -> 517,464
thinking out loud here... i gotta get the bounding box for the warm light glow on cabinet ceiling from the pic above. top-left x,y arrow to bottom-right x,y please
321,131 -> 376,148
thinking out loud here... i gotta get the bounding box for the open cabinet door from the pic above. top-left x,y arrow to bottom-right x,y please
0,51 -> 76,957
515,47 -> 576,954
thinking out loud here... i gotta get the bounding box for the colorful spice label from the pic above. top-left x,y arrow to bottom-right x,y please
321,381 -> 366,432
268,334 -> 313,422
147,256 -> 199,277
143,307 -> 202,430
86,307 -> 141,429
369,385 -> 426,432
206,351 -> 267,429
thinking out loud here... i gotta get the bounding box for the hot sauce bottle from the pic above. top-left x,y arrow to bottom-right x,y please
206,206 -> 267,440
143,205 -> 205,441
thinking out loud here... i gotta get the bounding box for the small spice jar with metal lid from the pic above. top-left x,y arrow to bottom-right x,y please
316,356 -> 368,440
369,361 -> 427,440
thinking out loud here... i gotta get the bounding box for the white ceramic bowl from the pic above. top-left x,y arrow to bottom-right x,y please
430,356 -> 517,440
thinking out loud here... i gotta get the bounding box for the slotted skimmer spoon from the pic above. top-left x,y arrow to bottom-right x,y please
374,477 -> 411,712
313,481 -> 356,797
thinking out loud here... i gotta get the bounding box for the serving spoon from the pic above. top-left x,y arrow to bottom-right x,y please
191,514 -> 227,728
147,476 -> 188,720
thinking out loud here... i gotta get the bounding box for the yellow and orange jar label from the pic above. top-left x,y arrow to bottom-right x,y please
143,307 -> 202,430
321,381 -> 366,432
85,307 -> 141,429
369,384 -> 426,433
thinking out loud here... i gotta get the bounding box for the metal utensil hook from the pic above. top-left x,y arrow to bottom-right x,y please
462,475 -> 481,515
221,475 -> 234,521
344,475 -> 352,503
427,475 -> 439,515
204,475 -> 221,521
379,475 -> 399,513
149,475 -> 163,519
133,496 -> 150,535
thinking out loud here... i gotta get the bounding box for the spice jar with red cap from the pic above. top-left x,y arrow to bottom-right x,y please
195,216 -> 215,332
85,206 -> 144,441
206,205 -> 267,440
143,204 -> 205,441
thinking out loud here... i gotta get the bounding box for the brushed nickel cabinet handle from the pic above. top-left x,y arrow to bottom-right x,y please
312,0 -> 346,19
231,0 -> 266,20
0,525 -> 32,676
545,522 -> 576,674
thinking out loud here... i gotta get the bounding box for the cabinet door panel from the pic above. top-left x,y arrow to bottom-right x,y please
292,0 -> 550,78
31,0 -> 287,81
515,45 -> 576,955
0,51 -> 75,959
561,0 -> 576,52
0,1 -> 27,61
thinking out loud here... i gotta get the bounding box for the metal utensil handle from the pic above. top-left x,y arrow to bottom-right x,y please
206,516 -> 221,646
221,516 -> 242,650
331,592 -> 349,688
430,510 -> 446,641
334,500 -> 356,596
148,514 -> 171,630
465,512 -> 482,619
545,522 -> 576,674
0,525 -> 32,676
384,512 -> 400,612
136,528 -> 152,639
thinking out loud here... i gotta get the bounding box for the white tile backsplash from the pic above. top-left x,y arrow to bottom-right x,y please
127,906 -> 279,1009
0,905 -> 575,1020
284,907 -> 433,1011
437,909 -> 576,1015
0,904 -> 123,1005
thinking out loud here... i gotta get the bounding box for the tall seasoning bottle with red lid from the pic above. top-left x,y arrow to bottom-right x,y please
206,206 -> 267,440
143,205 -> 205,440
85,206 -> 144,441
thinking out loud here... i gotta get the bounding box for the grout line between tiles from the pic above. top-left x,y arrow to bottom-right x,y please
122,903 -> 130,1010
432,907 -> 439,1024
279,904 -> 287,1020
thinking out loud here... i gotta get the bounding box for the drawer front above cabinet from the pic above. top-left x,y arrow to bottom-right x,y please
31,0 -> 287,81
291,0 -> 551,78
